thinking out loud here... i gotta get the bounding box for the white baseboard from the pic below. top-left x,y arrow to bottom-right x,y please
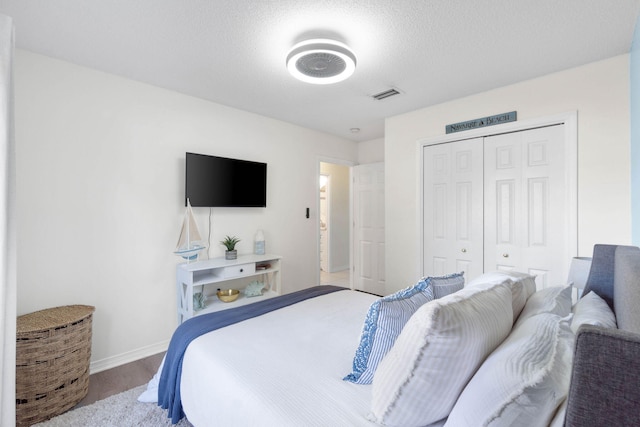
89,339 -> 170,374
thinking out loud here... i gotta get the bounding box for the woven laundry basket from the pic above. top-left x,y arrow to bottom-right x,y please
16,305 -> 95,427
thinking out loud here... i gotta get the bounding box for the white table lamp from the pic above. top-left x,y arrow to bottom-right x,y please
567,256 -> 592,299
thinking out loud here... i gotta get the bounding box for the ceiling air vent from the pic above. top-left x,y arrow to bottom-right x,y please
372,88 -> 401,101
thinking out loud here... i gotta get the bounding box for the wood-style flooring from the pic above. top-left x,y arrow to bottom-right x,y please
74,352 -> 165,409
320,269 -> 350,287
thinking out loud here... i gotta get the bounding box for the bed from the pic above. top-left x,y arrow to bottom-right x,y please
142,244 -> 640,426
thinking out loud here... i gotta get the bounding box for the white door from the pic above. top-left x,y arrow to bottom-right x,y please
319,174 -> 329,272
423,138 -> 484,279
484,124 -> 567,289
353,163 -> 385,295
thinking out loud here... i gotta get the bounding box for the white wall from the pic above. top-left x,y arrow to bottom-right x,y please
358,137 -> 384,164
14,51 -> 357,370
632,14 -> 640,246
385,55 -> 631,293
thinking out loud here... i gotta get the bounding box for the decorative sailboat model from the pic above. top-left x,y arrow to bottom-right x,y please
174,199 -> 206,262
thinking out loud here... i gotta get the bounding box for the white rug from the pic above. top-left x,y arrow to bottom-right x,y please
33,385 -> 193,427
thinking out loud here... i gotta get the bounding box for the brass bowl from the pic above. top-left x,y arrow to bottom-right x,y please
217,289 -> 240,303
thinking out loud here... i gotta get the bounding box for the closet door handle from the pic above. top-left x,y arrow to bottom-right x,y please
502,253 -> 509,258
461,248 -> 467,253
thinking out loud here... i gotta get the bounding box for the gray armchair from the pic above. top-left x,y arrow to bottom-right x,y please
564,245 -> 640,426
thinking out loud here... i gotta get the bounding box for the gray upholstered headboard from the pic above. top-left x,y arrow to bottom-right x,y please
564,245 -> 640,426
613,246 -> 640,333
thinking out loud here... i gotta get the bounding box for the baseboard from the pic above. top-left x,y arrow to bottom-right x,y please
89,339 -> 170,374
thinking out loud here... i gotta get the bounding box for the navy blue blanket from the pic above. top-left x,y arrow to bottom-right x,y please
158,285 -> 346,423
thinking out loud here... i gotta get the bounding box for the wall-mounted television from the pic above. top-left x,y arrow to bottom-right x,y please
185,152 -> 267,207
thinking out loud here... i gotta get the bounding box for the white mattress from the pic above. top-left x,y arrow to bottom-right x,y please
180,289 -> 380,426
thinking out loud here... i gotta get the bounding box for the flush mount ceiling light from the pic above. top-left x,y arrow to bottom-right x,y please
286,39 -> 356,85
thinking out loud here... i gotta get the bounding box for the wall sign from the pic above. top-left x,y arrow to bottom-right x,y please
446,111 -> 517,134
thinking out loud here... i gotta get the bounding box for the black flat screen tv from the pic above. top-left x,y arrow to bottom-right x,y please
185,152 -> 267,207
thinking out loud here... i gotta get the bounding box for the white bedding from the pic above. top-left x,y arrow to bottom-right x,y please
180,289 -> 381,426
139,262 -> 629,427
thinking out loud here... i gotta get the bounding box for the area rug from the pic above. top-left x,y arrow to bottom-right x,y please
33,385 -> 193,427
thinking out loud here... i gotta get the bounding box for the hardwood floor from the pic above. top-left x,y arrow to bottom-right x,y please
74,352 -> 165,409
320,269 -> 350,286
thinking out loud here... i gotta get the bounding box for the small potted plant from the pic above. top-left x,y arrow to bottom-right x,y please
220,235 -> 241,260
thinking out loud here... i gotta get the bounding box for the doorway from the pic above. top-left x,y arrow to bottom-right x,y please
318,161 -> 351,287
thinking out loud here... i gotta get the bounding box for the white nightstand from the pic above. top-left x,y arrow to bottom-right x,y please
176,254 -> 282,323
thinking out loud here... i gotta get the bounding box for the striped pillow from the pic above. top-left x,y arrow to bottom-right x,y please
445,313 -> 574,427
369,282 -> 513,426
344,275 -> 462,385
432,272 -> 465,299
468,271 -> 537,322
515,285 -> 572,327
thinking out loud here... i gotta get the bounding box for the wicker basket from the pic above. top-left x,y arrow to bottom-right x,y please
16,305 -> 95,427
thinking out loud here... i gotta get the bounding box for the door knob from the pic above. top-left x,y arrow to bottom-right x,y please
461,248 -> 467,253
502,253 -> 509,258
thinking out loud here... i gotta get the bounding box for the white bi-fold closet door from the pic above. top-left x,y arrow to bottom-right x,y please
423,137 -> 484,279
422,119 -> 575,290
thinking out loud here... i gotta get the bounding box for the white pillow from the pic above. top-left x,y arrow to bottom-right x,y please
515,285 -> 572,326
467,271 -> 537,322
549,399 -> 567,427
466,271 -> 513,288
369,283 -> 513,427
571,291 -> 617,333
445,313 -> 574,427
501,270 -> 537,300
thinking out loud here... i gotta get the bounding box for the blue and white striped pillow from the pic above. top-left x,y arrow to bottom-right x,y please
343,273 -> 464,384
369,282 -> 513,426
432,273 -> 465,299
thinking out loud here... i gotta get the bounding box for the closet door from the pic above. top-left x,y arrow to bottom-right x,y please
484,124 -> 567,289
423,138 -> 483,279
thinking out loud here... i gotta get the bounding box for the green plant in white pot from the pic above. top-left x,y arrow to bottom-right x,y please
221,235 -> 241,260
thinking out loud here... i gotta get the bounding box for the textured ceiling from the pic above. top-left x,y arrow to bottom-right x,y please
2,0 -> 639,142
